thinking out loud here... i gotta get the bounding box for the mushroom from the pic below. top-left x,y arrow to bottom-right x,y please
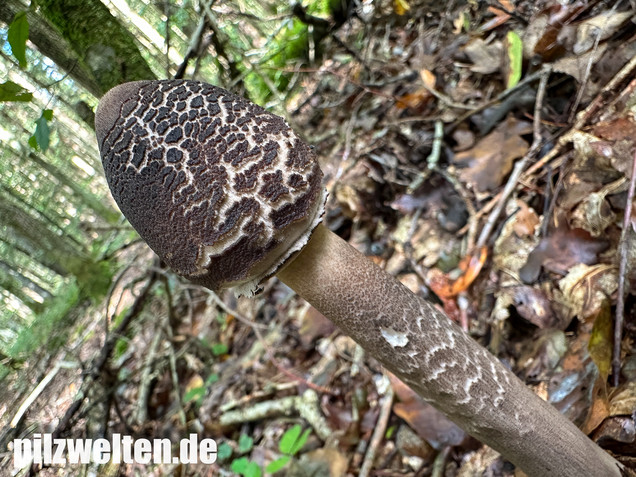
95,79 -> 624,477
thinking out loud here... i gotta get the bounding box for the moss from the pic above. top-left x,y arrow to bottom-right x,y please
36,0 -> 155,94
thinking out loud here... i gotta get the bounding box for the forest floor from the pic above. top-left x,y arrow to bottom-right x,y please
2,1 -> 636,476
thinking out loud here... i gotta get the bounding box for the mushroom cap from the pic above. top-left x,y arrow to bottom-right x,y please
96,79 -> 325,295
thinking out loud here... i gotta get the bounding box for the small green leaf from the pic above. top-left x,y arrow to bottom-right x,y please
289,429 -> 310,455
238,433 -> 253,453
183,386 -> 205,405
231,457 -> 249,473
205,373 -> 219,385
217,442 -> 232,461
28,135 -> 38,149
266,456 -> 290,473
34,114 -> 50,152
244,461 -> 262,477
279,425 -> 310,455
0,81 -> 32,102
8,11 -> 29,69
211,342 -> 228,356
506,31 -> 523,89
279,425 -> 301,454
43,109 -> 54,121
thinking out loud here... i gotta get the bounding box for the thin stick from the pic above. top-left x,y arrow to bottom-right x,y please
476,66 -> 551,249
449,68 -> 547,132
523,54 -> 636,180
568,0 -> 622,124
10,361 -> 77,429
613,148 -> 636,385
359,377 -> 394,477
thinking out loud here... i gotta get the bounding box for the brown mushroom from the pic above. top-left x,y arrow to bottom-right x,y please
95,79 -> 624,477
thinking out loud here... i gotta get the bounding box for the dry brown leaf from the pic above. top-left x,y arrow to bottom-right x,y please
592,416 -> 636,455
513,200 -> 540,237
511,285 -> 557,329
548,330 -> 599,425
569,181 -> 618,237
519,218 -> 609,284
463,38 -> 503,74
453,115 -> 531,192
480,6 -> 511,32
609,382 -> 636,417
558,264 -> 617,321
523,2 -> 587,61
573,10 -> 633,54
299,306 -> 335,348
581,377 -> 610,434
290,448 -> 349,476
388,373 -> 466,449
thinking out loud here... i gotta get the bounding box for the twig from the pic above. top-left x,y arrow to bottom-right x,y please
476,66 -> 551,249
431,0 -> 455,53
134,331 -> 163,425
359,376 -> 394,477
522,54 -> 636,181
567,0 -> 621,123
160,276 -> 187,427
9,360 -> 78,429
449,68 -> 547,132
431,446 -> 451,477
407,120 -> 444,193
613,147 -> 636,386
219,389 -> 332,441
174,13 -> 207,80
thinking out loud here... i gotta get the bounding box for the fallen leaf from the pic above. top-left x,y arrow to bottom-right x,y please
558,263 -> 617,321
592,416 -> 636,455
289,448 -> 349,476
427,246 -> 487,315
519,217 -> 609,284
395,89 -> 432,110
452,127 -> 475,151
588,300 -> 614,382
388,373 -> 467,449
581,377 -> 610,434
393,0 -> 410,16
453,115 -> 531,192
519,329 -> 567,381
463,38 -> 503,74
573,10 -> 633,54
549,330 -> 599,425
524,2 -> 587,61
609,382 -> 636,417
505,31 -> 523,89
512,199 -> 540,237
299,306 -> 335,348
480,6 -> 511,32
511,285 -> 557,329
395,425 -> 435,460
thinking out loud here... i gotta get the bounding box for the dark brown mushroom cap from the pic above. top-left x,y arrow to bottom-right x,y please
96,79 -> 325,295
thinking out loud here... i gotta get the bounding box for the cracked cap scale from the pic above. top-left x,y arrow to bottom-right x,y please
96,79 -> 326,296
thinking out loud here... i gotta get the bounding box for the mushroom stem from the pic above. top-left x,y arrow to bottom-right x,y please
277,224 -> 622,477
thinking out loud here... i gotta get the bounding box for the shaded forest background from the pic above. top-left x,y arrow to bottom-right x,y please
0,0 -> 635,475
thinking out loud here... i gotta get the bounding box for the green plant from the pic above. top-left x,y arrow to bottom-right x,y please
231,457 -> 261,477
266,424 -> 311,474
